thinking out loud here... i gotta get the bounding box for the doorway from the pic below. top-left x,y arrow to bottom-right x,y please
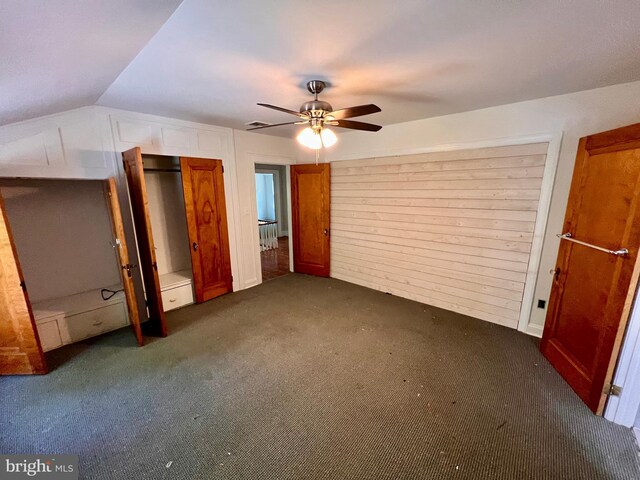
255,164 -> 291,281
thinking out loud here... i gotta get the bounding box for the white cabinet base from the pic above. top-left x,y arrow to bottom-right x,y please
32,286 -> 129,352
159,270 -> 195,312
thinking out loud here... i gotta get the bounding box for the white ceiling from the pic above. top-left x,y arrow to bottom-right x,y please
0,0 -> 182,125
3,1 -> 640,135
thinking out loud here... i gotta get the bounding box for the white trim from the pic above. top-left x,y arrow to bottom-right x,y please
525,324 -> 544,338
247,153 -> 295,286
518,132 -> 563,333
604,289 -> 640,426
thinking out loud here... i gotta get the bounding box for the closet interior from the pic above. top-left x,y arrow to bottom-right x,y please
122,148 -> 233,332
0,178 -> 139,352
140,155 -> 195,312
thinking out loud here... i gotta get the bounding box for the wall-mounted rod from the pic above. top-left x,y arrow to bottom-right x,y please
557,232 -> 628,256
143,168 -> 181,173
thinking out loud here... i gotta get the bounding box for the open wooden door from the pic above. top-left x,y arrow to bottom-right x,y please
122,147 -> 167,337
541,123 -> 640,414
291,164 -> 330,277
180,157 -> 232,302
104,178 -> 143,346
0,191 -> 47,375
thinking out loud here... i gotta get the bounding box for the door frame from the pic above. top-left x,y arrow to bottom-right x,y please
605,293 -> 640,425
248,154 -> 295,284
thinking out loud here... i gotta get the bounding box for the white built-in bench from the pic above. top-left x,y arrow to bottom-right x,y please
32,286 -> 129,352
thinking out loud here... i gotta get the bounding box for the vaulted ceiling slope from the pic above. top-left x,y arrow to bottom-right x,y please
3,1 -> 640,134
0,0 -> 183,126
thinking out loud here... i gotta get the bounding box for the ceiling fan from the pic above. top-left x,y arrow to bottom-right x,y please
248,80 -> 382,149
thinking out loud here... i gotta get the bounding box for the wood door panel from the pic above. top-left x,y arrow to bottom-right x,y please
0,192 -> 47,375
180,157 -> 232,302
104,177 -> 143,346
291,164 -> 330,277
541,123 -> 640,414
122,147 -> 167,337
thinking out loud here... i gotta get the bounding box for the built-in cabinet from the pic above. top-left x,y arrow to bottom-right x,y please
0,178 -> 142,374
122,147 -> 233,332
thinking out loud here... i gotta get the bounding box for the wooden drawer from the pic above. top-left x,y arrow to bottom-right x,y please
63,302 -> 128,343
36,319 -> 63,352
161,284 -> 194,312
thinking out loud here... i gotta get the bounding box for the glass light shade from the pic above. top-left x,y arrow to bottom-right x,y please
320,128 -> 337,147
297,127 -> 322,150
296,127 -> 338,149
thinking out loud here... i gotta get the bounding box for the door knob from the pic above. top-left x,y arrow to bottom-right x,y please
193,242 -> 199,251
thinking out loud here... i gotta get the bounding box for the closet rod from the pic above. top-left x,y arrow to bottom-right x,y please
142,168 -> 181,173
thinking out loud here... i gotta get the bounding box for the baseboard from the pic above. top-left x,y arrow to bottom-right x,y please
526,323 -> 544,338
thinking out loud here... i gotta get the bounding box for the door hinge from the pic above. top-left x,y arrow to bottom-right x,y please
20,280 -> 26,291
231,275 -> 233,282
222,165 -> 225,173
604,383 -> 623,396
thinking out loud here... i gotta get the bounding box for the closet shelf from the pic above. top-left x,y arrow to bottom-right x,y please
159,269 -> 193,290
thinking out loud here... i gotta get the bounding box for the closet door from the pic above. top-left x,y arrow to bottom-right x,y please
104,178 -> 143,346
0,191 -> 47,375
180,157 -> 232,302
122,147 -> 167,337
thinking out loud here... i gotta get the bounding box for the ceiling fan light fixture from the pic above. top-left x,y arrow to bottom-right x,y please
320,127 -> 337,147
296,127 -> 338,150
297,127 -> 322,150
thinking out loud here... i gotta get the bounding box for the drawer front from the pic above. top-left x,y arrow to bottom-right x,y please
37,319 -> 63,352
63,302 -> 128,343
161,284 -> 194,312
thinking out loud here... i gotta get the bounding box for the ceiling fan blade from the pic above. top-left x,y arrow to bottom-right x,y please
247,121 -> 303,131
328,104 -> 381,120
257,103 -> 305,117
334,119 -> 382,132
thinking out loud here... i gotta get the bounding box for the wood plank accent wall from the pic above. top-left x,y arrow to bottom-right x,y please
330,143 -> 549,328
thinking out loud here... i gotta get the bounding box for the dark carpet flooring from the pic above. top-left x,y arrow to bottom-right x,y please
1,274 -> 639,479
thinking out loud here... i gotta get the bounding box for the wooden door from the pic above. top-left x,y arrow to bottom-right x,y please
0,191 -> 47,375
104,178 -> 143,346
291,164 -> 330,277
122,147 -> 167,337
180,157 -> 232,302
541,123 -> 640,414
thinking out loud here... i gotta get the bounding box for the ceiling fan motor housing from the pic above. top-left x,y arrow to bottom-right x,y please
300,99 -> 332,117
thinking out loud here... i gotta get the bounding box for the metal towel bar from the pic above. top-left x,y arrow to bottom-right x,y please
557,232 -> 628,256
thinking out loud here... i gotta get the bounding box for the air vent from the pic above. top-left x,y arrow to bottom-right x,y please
246,120 -> 271,128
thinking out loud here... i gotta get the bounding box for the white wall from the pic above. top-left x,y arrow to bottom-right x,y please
233,130 -> 298,288
0,106 -> 298,317
0,178 -> 120,302
311,80 -> 640,335
1,82 -> 639,330
144,170 -> 191,276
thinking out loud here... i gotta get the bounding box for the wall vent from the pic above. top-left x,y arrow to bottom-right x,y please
245,120 -> 271,128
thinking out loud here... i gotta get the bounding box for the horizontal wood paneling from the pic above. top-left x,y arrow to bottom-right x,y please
330,143 -> 548,328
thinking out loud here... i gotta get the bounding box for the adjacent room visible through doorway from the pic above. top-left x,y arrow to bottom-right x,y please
255,164 -> 291,281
